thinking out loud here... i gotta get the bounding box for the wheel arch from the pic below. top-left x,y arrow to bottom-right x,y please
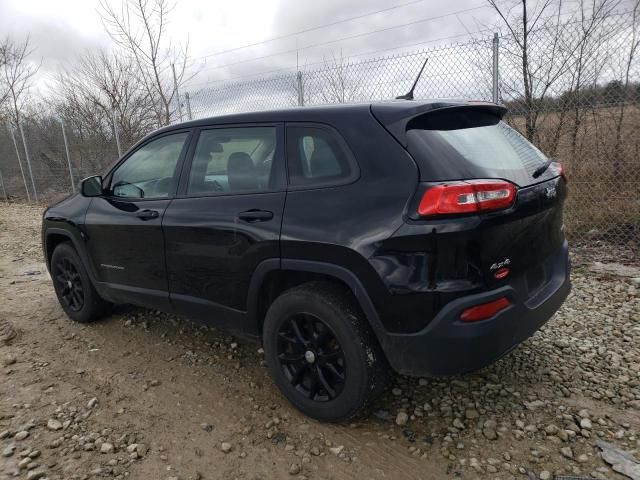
44,228 -> 98,283
248,259 -> 388,349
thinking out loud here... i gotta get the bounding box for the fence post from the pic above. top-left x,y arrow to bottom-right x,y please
185,92 -> 193,120
297,71 -> 304,106
8,126 -> 30,202
492,32 -> 499,103
19,122 -> 38,203
172,63 -> 183,122
60,119 -> 75,193
0,169 -> 7,201
112,108 -> 122,157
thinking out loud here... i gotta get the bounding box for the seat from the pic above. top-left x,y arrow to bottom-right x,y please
309,140 -> 341,178
227,152 -> 258,191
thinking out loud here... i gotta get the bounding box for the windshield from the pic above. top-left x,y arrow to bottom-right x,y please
405,110 -> 552,187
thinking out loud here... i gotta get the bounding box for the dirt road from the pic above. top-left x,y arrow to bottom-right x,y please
1,203 -> 639,480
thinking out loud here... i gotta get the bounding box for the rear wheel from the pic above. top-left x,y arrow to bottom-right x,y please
50,242 -> 111,323
263,281 -> 389,421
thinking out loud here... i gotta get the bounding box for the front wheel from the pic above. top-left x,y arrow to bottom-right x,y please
50,242 -> 111,323
262,281 -> 389,422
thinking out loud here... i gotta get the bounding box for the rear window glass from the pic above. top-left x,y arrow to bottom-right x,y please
406,110 -> 550,186
286,126 -> 354,187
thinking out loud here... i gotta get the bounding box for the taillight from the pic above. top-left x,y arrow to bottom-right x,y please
418,180 -> 516,217
460,297 -> 511,322
551,162 -> 567,182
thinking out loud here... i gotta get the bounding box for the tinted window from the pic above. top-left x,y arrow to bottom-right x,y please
287,127 -> 352,186
110,133 -> 188,199
406,110 -> 550,187
188,127 -> 276,195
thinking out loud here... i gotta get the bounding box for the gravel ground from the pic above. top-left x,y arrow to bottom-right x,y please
0,202 -> 639,480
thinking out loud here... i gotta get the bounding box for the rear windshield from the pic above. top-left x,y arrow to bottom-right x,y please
405,109 -> 551,186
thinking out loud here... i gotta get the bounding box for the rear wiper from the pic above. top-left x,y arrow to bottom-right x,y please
532,160 -> 554,178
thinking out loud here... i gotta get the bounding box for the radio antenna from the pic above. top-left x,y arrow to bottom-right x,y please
395,56 -> 428,101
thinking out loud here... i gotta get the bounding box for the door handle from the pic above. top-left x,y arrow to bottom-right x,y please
237,209 -> 274,222
136,209 -> 159,220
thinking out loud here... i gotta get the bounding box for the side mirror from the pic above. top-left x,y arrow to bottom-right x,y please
80,176 -> 103,197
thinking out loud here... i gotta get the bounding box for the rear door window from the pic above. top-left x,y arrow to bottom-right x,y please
187,127 -> 277,195
405,110 -> 551,187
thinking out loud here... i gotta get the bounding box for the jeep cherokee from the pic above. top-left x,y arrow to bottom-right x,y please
42,100 -> 570,421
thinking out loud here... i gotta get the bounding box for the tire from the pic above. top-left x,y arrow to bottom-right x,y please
50,242 -> 111,323
263,281 -> 390,422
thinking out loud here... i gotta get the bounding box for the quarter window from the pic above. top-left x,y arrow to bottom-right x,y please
187,127 -> 276,195
287,127 -> 354,186
109,133 -> 188,199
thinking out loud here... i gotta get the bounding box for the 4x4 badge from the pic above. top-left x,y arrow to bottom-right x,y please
490,258 -> 511,270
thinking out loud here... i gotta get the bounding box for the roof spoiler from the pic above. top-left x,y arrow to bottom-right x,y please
371,102 -> 508,147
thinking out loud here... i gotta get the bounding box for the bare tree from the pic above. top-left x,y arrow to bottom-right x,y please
319,51 -> 363,104
58,50 -> 156,144
98,0 -> 190,126
611,0 -> 640,168
489,0 -> 577,141
0,38 -> 10,107
55,50 -> 157,171
0,36 -> 40,128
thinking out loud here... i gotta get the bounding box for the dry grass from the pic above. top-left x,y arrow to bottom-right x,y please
507,104 -> 640,250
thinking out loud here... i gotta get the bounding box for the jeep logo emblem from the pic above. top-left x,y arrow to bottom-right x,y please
544,185 -> 557,199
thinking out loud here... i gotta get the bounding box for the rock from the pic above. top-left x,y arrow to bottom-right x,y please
289,463 -> 301,475
149,379 -> 161,387
545,424 -> 559,435
100,442 -> 114,454
465,409 -> 479,419
483,419 -> 498,440
453,418 -> 465,429
136,443 -> 148,457
395,412 -> 409,426
329,445 -> 344,455
580,418 -> 592,430
2,444 -> 16,457
0,430 -> 9,439
26,471 -> 46,480
14,430 -> 29,440
200,423 -> 214,432
220,442 -> 232,453
391,388 -> 402,396
483,428 -> 498,440
560,446 -> 573,459
539,471 -> 552,480
47,419 -> 62,431
87,397 -> 98,408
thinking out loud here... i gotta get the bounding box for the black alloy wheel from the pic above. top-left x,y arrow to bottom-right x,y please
54,257 -> 84,312
277,313 -> 346,402
263,281 -> 390,422
50,242 -> 112,323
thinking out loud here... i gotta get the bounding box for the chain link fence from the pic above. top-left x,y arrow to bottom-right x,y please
0,10 -> 638,261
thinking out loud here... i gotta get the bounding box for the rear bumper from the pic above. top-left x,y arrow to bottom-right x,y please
378,241 -> 571,376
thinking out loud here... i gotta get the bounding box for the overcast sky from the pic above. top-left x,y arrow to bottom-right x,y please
0,0 -> 504,90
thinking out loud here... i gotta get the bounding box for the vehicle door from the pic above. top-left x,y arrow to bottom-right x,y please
162,124 -> 286,334
83,130 -> 192,310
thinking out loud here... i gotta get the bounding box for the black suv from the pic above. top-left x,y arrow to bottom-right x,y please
42,100 -> 570,421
